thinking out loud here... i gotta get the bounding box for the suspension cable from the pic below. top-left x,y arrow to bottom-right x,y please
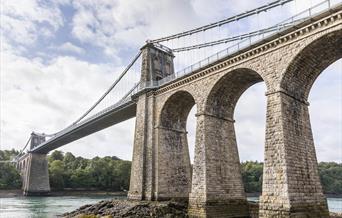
12,135 -> 32,161
71,51 -> 142,126
149,0 -> 294,43
171,18 -> 303,52
39,51 -> 142,138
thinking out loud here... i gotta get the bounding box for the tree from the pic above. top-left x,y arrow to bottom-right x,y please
319,162 -> 342,194
241,161 -> 263,193
49,160 -> 65,189
49,150 -> 64,162
63,152 -> 76,168
0,149 -> 19,161
0,163 -> 21,189
70,168 -> 94,188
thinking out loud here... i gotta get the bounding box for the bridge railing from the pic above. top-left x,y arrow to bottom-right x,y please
28,81 -> 140,152
141,0 -> 338,90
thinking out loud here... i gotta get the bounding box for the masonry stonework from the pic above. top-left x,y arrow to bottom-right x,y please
17,133 -> 50,196
19,153 -> 50,196
128,8 -> 341,217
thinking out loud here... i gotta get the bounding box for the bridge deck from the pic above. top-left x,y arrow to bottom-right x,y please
31,100 -> 136,154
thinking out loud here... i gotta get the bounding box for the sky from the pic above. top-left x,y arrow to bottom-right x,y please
0,0 -> 341,162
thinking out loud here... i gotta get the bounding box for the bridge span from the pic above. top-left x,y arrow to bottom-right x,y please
14,1 -> 342,217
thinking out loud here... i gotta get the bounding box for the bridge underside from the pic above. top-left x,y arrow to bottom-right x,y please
31,101 -> 136,154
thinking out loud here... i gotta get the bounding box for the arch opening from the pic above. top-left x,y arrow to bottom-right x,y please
309,60 -> 342,163
157,91 -> 196,200
281,29 -> 342,101
205,68 -> 264,124
189,68 -> 266,217
204,68 -> 265,195
235,83 -> 266,195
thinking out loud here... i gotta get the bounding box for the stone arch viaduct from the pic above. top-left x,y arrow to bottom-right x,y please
16,6 -> 341,218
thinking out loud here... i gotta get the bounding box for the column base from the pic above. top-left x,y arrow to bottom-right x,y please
259,196 -> 329,218
127,191 -> 143,200
189,199 -> 250,218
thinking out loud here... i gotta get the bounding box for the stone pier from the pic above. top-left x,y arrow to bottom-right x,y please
22,153 -> 50,196
18,133 -> 50,196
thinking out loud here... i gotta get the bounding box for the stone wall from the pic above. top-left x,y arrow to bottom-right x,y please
129,8 -> 342,218
19,153 -> 50,196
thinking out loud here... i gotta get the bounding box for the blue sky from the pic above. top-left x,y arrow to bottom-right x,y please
1,0 -> 341,162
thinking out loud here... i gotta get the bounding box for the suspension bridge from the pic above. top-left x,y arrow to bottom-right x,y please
12,0 -> 339,158
6,0 -> 342,217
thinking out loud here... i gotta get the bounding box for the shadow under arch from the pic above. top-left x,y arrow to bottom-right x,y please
156,90 -> 196,201
189,68 -> 264,217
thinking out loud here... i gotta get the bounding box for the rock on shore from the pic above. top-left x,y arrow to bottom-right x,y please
62,200 -> 188,218
63,199 -> 342,218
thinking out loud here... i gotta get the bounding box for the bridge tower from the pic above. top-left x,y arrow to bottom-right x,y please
128,43 -> 181,201
20,133 -> 50,196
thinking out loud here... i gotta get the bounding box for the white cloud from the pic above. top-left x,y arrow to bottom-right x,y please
0,0 -> 63,47
57,42 -> 85,54
68,0 -> 209,57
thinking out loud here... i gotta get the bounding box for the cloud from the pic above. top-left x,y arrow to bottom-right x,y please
1,0 -> 340,163
57,42 -> 85,54
0,0 -> 63,47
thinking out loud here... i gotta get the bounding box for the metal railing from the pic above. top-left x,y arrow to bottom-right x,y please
30,82 -> 140,152
142,0 -> 338,89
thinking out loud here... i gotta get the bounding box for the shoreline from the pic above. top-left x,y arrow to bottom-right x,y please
1,189 -> 341,198
0,189 -> 127,198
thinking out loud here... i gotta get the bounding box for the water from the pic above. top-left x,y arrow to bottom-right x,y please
0,196 -> 340,217
0,195 -> 124,218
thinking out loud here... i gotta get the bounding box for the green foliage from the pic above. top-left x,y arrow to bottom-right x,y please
241,161 -> 342,194
0,162 -> 22,189
47,151 -> 132,191
241,161 -> 263,193
0,149 -> 22,189
0,149 -> 341,195
49,150 -> 64,162
0,149 -> 19,161
318,162 -> 342,194
49,160 -> 65,190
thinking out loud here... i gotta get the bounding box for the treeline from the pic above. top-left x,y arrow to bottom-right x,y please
0,150 -> 341,194
241,161 -> 342,194
48,151 -> 131,191
0,150 -> 131,191
0,149 -> 21,189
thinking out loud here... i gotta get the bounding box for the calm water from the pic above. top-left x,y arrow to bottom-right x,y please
0,195 -> 123,218
0,196 -> 341,218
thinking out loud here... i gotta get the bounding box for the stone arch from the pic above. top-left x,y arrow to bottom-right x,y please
189,68 -> 265,217
205,68 -> 264,118
280,29 -> 342,101
156,90 -> 196,200
159,91 -> 196,131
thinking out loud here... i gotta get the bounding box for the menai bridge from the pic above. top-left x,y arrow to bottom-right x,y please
11,0 -> 342,217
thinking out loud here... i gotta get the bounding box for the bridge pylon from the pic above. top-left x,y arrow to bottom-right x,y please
18,133 -> 50,196
128,42 -> 180,201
